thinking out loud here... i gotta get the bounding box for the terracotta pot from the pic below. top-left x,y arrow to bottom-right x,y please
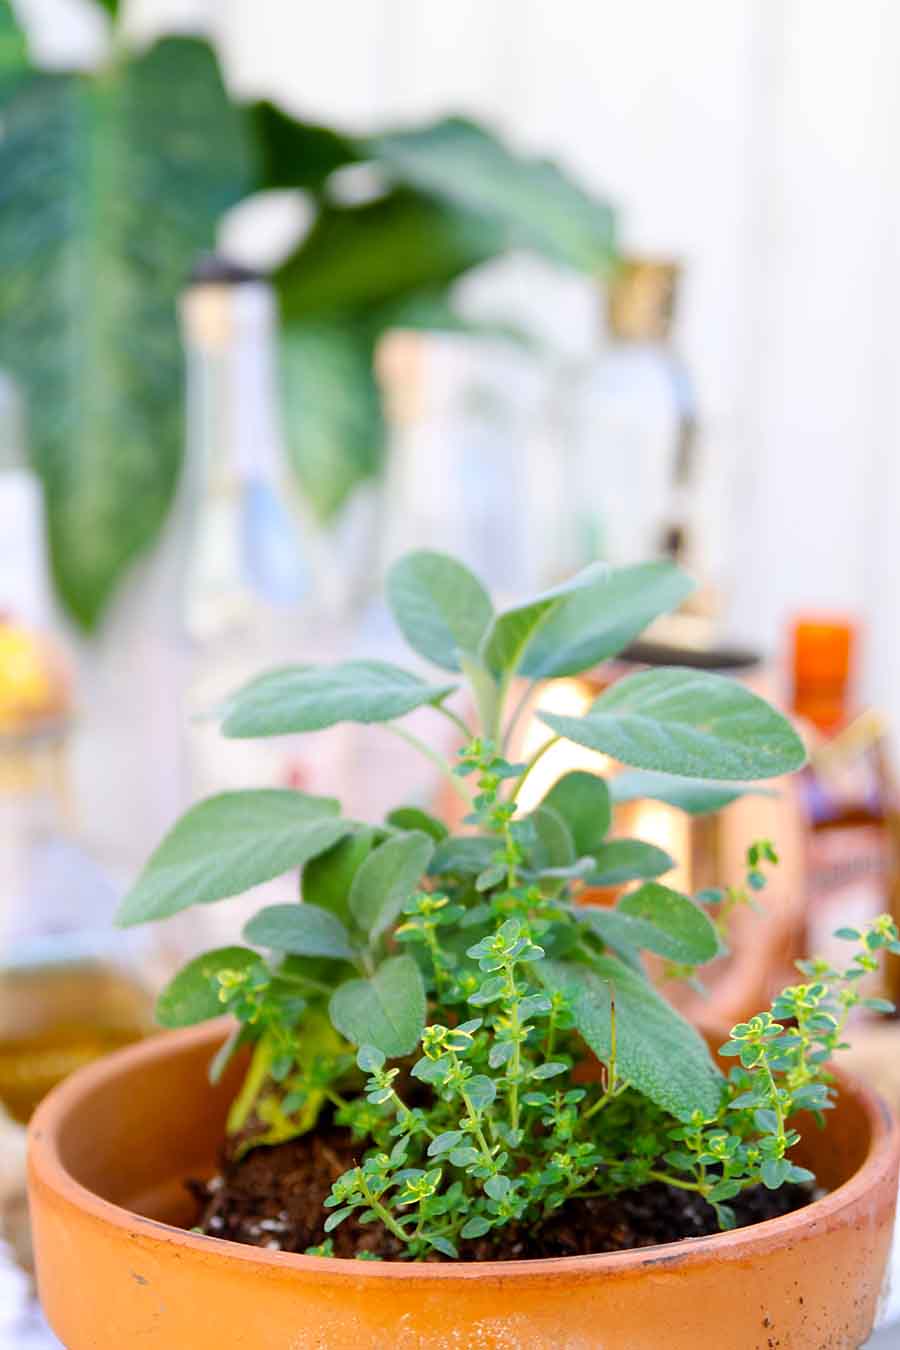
29,1021 -> 900,1349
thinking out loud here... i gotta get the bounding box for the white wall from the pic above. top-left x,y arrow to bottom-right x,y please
18,0 -> 900,721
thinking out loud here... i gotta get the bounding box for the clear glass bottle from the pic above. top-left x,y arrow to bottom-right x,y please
562,258 -> 691,570
176,258 -> 354,950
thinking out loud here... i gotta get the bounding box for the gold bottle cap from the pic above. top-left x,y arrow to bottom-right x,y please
606,257 -> 680,342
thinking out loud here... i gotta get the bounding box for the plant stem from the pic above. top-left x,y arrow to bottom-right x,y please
226,1035 -> 273,1135
435,704 -> 474,739
509,736 -> 561,804
461,655 -> 503,743
502,680 -> 541,754
759,1055 -> 786,1146
424,922 -> 449,995
647,1171 -> 706,1195
460,1087 -> 495,1164
504,960 -> 522,1135
382,722 -> 475,808
358,1175 -> 411,1244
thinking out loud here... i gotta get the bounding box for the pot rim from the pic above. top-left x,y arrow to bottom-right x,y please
28,1019 -> 900,1281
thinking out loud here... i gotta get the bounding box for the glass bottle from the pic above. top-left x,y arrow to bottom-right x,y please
176,258 -> 354,950
0,623 -> 154,1123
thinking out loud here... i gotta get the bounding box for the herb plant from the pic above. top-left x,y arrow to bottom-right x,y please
118,551 -> 899,1259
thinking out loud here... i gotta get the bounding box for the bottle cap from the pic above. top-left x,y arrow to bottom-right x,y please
606,258 -> 679,341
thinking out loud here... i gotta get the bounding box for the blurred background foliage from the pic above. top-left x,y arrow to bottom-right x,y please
0,0 -> 615,629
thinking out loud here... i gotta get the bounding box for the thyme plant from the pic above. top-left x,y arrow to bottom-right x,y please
118,552 -> 899,1258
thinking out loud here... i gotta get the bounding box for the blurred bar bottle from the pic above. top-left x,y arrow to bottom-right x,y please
562,258 -> 718,641
564,258 -> 684,567
179,257 -> 313,799
791,618 -> 900,1002
0,623 -> 153,1124
176,258 -> 358,946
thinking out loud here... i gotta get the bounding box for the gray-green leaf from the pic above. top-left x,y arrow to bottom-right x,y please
244,904 -> 356,961
520,561 -> 694,679
156,947 -> 264,1029
349,831 -> 434,941
385,806 -> 448,843
329,955 -> 426,1057
220,661 -> 456,737
580,882 -> 719,966
586,839 -> 673,887
541,771 -> 611,854
537,956 -> 723,1120
302,828 -> 375,926
428,835 -> 497,877
610,768 -> 775,817
524,805 -> 575,872
480,562 -> 608,678
116,790 -> 347,926
386,550 -> 494,672
540,667 -> 807,781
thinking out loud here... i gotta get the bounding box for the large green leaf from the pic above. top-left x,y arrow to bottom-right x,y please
349,831 -> 434,941
372,117 -> 615,271
275,187 -> 505,323
156,947 -> 264,1029
280,321 -> 384,521
387,551 -> 494,673
609,768 -> 774,817
220,660 -> 456,737
540,667 -> 807,782
480,562 -> 609,679
329,955 -> 426,1057
116,789 -> 347,926
251,103 -> 359,191
586,839 -> 673,887
541,771 -> 611,855
244,903 -> 356,960
0,37 -> 253,627
520,561 -> 694,679
579,883 -> 718,966
537,956 -> 723,1121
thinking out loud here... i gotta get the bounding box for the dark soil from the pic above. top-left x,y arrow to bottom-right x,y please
188,1126 -> 814,1261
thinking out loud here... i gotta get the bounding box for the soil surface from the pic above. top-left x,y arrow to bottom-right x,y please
188,1126 -> 814,1261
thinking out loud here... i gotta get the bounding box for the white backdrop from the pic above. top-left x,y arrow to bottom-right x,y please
13,0 -> 900,853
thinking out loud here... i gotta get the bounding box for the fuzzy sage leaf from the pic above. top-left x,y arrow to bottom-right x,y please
537,956 -> 723,1121
220,660 -> 456,737
387,550 -> 494,672
540,667 -> 807,781
349,831 -> 434,941
610,768 -> 776,816
116,790 -> 348,926
329,955 -> 426,1057
244,903 -> 357,961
